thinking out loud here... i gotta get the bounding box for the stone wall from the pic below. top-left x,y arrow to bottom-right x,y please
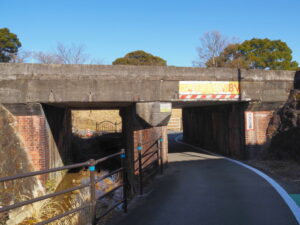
167,109 -> 182,132
15,115 -> 48,171
2,103 -> 71,188
244,111 -> 274,158
0,104 -> 45,225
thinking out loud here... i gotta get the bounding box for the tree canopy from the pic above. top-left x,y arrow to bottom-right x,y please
205,44 -> 249,68
113,50 -> 167,66
206,38 -> 298,70
0,28 -> 21,62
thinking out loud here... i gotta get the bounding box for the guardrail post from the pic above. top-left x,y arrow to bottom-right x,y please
89,159 -> 96,224
159,137 -> 163,175
137,143 -> 143,195
121,149 -> 128,213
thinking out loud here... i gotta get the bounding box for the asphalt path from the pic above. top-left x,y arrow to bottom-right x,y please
107,134 -> 298,225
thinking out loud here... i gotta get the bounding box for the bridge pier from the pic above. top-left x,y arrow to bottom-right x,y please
1,103 -> 70,184
120,102 -> 170,194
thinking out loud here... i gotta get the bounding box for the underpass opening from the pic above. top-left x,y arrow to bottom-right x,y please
71,108 -> 123,172
180,102 -> 248,159
39,104 -> 130,224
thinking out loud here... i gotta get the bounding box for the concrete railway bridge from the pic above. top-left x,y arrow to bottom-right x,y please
0,63 -> 299,224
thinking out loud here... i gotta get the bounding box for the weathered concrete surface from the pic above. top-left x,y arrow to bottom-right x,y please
136,102 -> 171,127
107,134 -> 298,225
0,63 -> 296,105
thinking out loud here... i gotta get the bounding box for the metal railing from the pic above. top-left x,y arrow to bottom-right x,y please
0,150 -> 128,225
136,136 -> 163,195
95,121 -> 122,133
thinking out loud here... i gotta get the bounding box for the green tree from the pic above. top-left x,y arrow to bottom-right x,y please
113,50 -> 167,66
239,38 -> 298,70
0,28 -> 21,62
205,44 -> 249,68
206,38 -> 298,70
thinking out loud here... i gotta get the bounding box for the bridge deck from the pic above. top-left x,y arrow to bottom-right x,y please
107,134 -> 298,225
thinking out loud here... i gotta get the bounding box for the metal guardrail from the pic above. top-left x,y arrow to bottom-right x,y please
0,150 -> 128,225
136,136 -> 163,195
95,121 -> 122,133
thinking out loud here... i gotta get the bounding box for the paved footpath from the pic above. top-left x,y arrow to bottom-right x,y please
107,134 -> 299,225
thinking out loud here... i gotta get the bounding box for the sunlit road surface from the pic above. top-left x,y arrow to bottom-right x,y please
107,134 -> 298,225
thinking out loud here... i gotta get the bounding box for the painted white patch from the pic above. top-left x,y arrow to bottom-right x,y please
160,103 -> 172,113
175,135 -> 300,224
245,112 -> 254,130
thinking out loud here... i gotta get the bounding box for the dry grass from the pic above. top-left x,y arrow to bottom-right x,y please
72,110 -> 121,131
17,189 -> 90,225
16,170 -> 123,225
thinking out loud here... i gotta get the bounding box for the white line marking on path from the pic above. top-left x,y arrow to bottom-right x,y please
175,134 -> 300,224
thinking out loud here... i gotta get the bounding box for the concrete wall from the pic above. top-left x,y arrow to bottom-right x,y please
183,103 -> 246,159
0,64 -> 296,104
42,104 -> 72,166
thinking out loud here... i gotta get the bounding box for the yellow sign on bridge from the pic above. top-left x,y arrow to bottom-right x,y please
179,81 -> 240,100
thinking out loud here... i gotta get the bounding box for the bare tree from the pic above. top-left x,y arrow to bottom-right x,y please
55,43 -> 90,64
32,51 -> 61,64
194,31 -> 231,67
32,43 -> 97,64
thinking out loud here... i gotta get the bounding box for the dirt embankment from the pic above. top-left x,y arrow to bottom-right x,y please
245,90 -> 300,192
265,89 -> 300,161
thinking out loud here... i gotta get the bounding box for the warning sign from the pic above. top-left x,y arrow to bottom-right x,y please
179,81 -> 240,100
179,81 -> 239,94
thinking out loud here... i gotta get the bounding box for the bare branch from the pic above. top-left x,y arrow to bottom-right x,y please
33,51 -> 62,64
194,31 -> 233,67
29,43 -> 101,65
55,43 -> 90,64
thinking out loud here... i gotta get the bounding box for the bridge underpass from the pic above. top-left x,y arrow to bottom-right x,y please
0,63 -> 299,224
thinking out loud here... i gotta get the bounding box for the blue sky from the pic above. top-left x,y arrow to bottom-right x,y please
1,0 -> 299,66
